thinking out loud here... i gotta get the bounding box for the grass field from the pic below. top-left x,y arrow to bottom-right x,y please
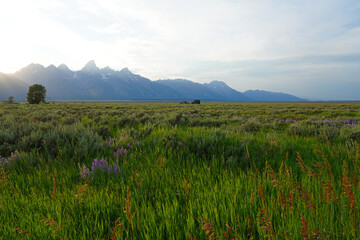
1,102 -> 360,239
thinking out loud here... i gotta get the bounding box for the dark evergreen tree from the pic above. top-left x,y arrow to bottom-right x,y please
27,84 -> 46,104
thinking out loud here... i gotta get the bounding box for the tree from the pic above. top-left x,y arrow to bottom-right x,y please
8,96 -> 14,104
27,84 -> 46,104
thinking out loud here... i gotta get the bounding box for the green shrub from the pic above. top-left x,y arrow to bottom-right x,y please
241,120 -> 262,132
340,125 -> 360,142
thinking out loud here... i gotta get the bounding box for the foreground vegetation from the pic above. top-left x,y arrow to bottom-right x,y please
1,102 -> 360,239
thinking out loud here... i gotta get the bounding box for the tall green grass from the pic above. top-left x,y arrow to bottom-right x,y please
0,102 -> 359,239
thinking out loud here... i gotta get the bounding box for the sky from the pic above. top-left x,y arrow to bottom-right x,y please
0,0 -> 359,100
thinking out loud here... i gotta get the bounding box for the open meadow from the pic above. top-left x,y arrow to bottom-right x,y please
1,102 -> 360,239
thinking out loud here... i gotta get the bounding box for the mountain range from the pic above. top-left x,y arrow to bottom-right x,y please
0,61 -> 306,102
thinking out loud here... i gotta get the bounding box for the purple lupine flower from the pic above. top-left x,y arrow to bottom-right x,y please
96,158 -> 108,172
102,138 -> 117,147
275,119 -> 286,123
92,158 -> 99,171
249,117 -> 259,121
81,158 -> 122,178
0,157 -> 7,165
114,148 -> 128,159
78,163 -> 90,178
113,164 -> 119,174
313,118 -> 359,126
10,151 -> 20,160
0,150 -> 20,166
95,158 -> 116,174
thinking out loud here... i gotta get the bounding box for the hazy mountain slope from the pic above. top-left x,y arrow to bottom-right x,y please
156,79 -> 225,100
243,90 -> 306,102
106,68 -> 183,100
204,80 -> 250,101
0,73 -> 28,101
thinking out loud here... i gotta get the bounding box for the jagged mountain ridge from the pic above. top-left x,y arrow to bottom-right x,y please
14,61 -> 183,100
0,61 -> 306,101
